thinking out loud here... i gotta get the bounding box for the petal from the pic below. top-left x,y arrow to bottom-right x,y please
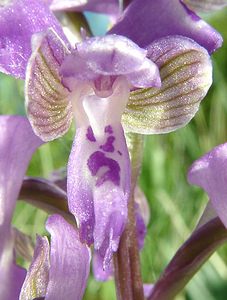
60,34 -> 160,88
0,115 -> 42,299
135,203 -> 147,250
0,236 -> 26,300
92,250 -> 113,281
109,0 -> 222,54
19,236 -> 50,300
50,0 -> 120,15
0,115 -> 43,254
0,0 -> 68,79
134,185 -> 150,226
188,143 -> 227,228
13,228 -> 34,262
122,36 -> 212,134
184,0 -> 227,12
68,123 -> 130,267
45,214 -> 90,300
26,29 -> 73,142
92,185 -> 148,282
67,75 -> 131,267
143,284 -> 154,298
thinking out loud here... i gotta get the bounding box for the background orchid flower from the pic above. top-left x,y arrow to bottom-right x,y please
20,214 -> 90,300
0,115 -> 42,300
0,0 -> 221,271
188,143 -> 227,229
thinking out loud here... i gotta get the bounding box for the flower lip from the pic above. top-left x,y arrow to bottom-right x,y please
60,34 -> 161,91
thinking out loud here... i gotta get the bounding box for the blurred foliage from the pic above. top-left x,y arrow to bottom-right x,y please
0,7 -> 227,300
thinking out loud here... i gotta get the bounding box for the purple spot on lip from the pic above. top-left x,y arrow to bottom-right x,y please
100,136 -> 115,152
87,151 -> 120,186
86,126 -> 96,142
105,125 -> 113,134
117,151 -> 122,156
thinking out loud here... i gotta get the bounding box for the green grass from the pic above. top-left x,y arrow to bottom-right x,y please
1,7 -> 227,300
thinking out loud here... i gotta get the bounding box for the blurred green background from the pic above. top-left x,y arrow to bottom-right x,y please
1,7 -> 227,300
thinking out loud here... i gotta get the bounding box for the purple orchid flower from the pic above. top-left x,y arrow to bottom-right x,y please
20,214 -> 90,300
0,0 -> 220,269
0,115 -> 43,300
188,143 -> 227,228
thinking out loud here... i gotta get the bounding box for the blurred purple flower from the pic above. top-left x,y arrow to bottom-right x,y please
20,214 -> 90,300
0,115 -> 42,300
188,143 -> 227,228
0,0 -> 220,268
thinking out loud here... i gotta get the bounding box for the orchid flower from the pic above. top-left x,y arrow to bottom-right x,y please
20,214 -> 90,300
0,0 -> 220,269
188,143 -> 227,228
0,115 -> 42,300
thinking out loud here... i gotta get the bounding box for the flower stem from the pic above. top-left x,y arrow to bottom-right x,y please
114,194 -> 144,300
114,133 -> 145,300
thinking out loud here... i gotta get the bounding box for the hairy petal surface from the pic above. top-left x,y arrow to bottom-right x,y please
188,143 -> 227,228
122,36 -> 212,134
0,0 -> 67,79
184,0 -> 227,12
49,0 -> 120,15
0,115 -> 43,300
45,215 -> 90,300
26,29 -> 73,142
20,236 -> 50,300
109,0 -> 222,53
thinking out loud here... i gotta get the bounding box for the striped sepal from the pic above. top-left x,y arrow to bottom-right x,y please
19,236 -> 50,300
25,29 -> 73,142
184,0 -> 227,12
122,36 -> 212,134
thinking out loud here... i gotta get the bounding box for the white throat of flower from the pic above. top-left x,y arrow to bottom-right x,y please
68,76 -> 130,139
